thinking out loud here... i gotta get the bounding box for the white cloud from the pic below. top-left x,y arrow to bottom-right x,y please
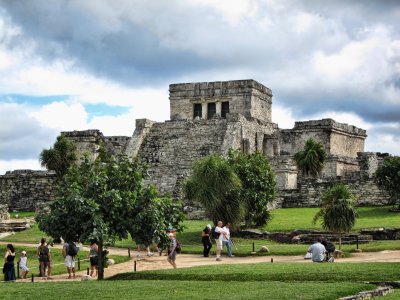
0,159 -> 43,175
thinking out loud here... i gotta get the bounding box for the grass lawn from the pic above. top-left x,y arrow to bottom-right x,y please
0,244 -> 129,277
263,206 -> 400,232
2,206 -> 400,257
0,280 -> 374,300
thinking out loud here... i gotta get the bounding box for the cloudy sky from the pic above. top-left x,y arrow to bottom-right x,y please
0,0 -> 399,175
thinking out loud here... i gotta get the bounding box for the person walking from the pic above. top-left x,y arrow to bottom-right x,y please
307,238 -> 327,263
3,244 -> 16,282
201,224 -> 213,257
37,238 -> 52,279
222,223 -> 234,257
167,228 -> 177,269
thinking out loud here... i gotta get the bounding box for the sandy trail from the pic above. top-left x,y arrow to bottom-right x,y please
2,241 -> 399,282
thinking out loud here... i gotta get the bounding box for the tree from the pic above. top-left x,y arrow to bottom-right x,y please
227,150 -> 276,227
184,155 -> 243,226
294,138 -> 326,178
375,156 -> 400,210
36,153 -> 183,279
39,135 -> 77,180
313,184 -> 358,250
129,185 -> 185,251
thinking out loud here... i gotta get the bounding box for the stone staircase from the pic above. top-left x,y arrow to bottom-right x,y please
0,218 -> 31,233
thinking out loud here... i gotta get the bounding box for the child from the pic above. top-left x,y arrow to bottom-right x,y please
18,251 -> 29,279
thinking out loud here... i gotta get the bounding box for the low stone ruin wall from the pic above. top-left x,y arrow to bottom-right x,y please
0,204 -> 9,220
0,170 -> 57,211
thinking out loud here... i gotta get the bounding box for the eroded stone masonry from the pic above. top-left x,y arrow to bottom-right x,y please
0,80 -> 392,213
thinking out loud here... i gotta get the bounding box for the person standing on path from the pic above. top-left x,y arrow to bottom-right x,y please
167,228 -> 177,269
3,243 -> 16,282
37,238 -> 52,279
214,221 -> 226,261
201,224 -> 213,257
62,241 -> 78,279
89,240 -> 99,277
18,250 -> 29,279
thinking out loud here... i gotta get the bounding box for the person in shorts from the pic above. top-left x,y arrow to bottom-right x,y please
62,241 -> 76,279
18,250 -> 29,279
89,240 -> 99,277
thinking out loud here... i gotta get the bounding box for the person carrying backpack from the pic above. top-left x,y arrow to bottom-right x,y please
37,238 -> 52,279
62,241 -> 78,279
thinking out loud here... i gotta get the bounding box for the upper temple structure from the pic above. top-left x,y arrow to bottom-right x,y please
0,80 -> 391,214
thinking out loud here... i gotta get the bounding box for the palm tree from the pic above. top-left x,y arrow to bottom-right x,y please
39,135 -> 77,180
294,138 -> 326,177
313,184 -> 358,249
184,155 -> 243,226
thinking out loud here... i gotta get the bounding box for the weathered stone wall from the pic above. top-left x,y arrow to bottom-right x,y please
0,204 -> 9,220
0,170 -> 57,211
62,130 -> 105,162
279,119 -> 366,158
169,80 -> 272,122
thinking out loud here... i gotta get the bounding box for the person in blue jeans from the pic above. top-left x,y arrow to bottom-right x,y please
222,223 -> 234,257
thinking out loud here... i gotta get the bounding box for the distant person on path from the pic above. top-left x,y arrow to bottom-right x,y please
222,223 -> 234,257
213,221 -> 227,261
307,238 -> 327,263
89,240 -> 99,277
37,237 -> 52,279
201,224 -> 213,257
18,250 -> 29,279
167,228 -> 177,268
3,244 -> 16,282
62,241 -> 78,279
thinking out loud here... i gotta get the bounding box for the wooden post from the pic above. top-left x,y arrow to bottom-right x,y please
31,274 -> 34,282
271,258 -> 273,263
356,236 -> 359,249
128,247 -> 131,257
87,267 -> 90,275
134,260 -> 137,272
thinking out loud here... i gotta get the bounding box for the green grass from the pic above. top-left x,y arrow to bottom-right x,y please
3,207 -> 400,257
112,262 -> 400,283
0,244 -> 130,277
263,206 -> 400,232
0,280 -> 374,300
9,211 -> 36,218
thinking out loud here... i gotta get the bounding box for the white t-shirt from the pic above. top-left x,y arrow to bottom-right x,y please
19,256 -> 27,268
222,226 -> 230,242
308,242 -> 326,262
215,226 -> 226,241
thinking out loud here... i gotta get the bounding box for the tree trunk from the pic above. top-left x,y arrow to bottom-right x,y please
338,233 -> 342,250
98,241 -> 104,280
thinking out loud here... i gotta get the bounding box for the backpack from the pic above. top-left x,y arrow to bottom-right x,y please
67,243 -> 79,257
212,228 -> 220,239
175,241 -> 182,254
39,246 -> 49,257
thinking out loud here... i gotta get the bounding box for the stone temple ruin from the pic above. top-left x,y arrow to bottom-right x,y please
0,80 -> 391,214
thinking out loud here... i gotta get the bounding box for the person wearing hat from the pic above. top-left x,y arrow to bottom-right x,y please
18,250 -> 29,279
201,224 -> 213,257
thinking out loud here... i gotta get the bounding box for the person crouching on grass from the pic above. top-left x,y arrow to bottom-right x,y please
167,228 -> 177,269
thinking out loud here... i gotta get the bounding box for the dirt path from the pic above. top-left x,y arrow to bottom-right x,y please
2,241 -> 400,282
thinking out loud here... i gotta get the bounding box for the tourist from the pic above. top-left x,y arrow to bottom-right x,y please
307,238 -> 327,263
213,221 -> 226,261
321,239 -> 336,262
201,224 -> 213,257
89,240 -> 99,277
18,250 -> 29,279
167,228 -> 177,268
37,237 -> 52,279
62,241 -> 78,279
3,244 -> 16,282
222,223 -> 234,257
